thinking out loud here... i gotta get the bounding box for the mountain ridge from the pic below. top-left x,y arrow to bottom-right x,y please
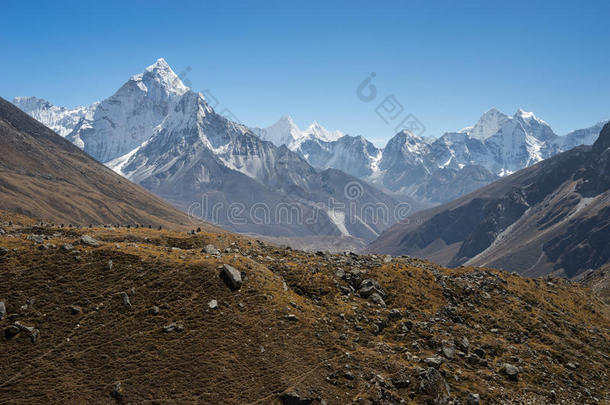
367,122 -> 610,278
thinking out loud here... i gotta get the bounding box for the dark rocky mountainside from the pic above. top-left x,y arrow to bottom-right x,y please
368,123 -> 610,278
0,97 -> 194,229
0,218 -> 608,404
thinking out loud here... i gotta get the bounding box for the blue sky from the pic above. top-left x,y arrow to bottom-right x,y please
2,0 -> 609,145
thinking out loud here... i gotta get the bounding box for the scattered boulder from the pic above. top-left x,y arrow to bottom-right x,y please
424,356 -> 444,369
285,314 -> 298,322
14,321 -> 39,343
70,305 -> 82,315
61,243 -> 74,251
441,343 -> 456,359
456,336 -> 469,352
467,392 -> 480,405
163,323 -> 184,333
280,391 -> 313,405
0,247 -> 8,256
358,279 -> 385,299
389,308 -> 403,319
0,301 -> 5,320
418,367 -> 450,404
107,260 -> 113,271
203,244 -> 220,255
80,235 -> 100,247
502,363 -> 519,381
120,292 -> 132,309
369,293 -> 386,307
208,299 -> 218,309
150,306 -> 160,315
110,381 -> 123,401
27,234 -> 45,244
220,264 -> 242,291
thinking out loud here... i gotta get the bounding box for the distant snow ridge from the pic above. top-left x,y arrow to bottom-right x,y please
12,96 -> 96,137
255,108 -> 607,204
253,116 -> 344,149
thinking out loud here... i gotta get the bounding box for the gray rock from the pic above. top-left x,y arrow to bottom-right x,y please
220,264 -> 242,291
442,345 -> 456,360
80,235 -> 100,247
70,305 -> 82,315
285,314 -> 298,322
0,301 -> 5,320
280,392 -> 313,405
389,308 -> 403,319
208,299 -> 218,309
456,336 -> 469,352
107,260 -> 113,271
150,306 -> 160,315
203,244 -> 220,255
369,292 -> 386,307
163,322 -> 184,333
61,243 -> 74,251
502,363 -> 519,381
418,367 -> 450,404
359,278 -> 385,298
120,292 -> 132,309
14,321 -> 39,343
566,362 -> 578,370
27,234 -> 45,244
0,247 -> 8,256
467,392 -> 480,405
424,356 -> 444,369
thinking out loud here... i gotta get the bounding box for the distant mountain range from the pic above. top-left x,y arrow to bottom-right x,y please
12,59 -> 410,248
368,122 -> 610,278
255,109 -> 607,204
12,58 -> 607,250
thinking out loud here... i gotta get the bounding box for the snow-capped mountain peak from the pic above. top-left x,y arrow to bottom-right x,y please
468,108 -> 510,140
129,58 -> 189,97
253,115 -> 302,147
303,121 -> 344,142
253,117 -> 344,148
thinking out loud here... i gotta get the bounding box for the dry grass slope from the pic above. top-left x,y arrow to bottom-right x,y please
0,218 -> 608,404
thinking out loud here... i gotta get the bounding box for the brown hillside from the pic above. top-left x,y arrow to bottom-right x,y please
0,97 -> 196,229
0,220 -> 608,404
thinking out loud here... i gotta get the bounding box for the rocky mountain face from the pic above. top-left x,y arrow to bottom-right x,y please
114,88 -> 401,243
0,97 -> 192,228
257,108 -> 607,205
1,219 -> 608,404
368,122 -> 610,279
12,60 -> 404,246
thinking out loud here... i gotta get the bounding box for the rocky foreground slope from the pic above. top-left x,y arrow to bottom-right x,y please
0,217 -> 608,404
